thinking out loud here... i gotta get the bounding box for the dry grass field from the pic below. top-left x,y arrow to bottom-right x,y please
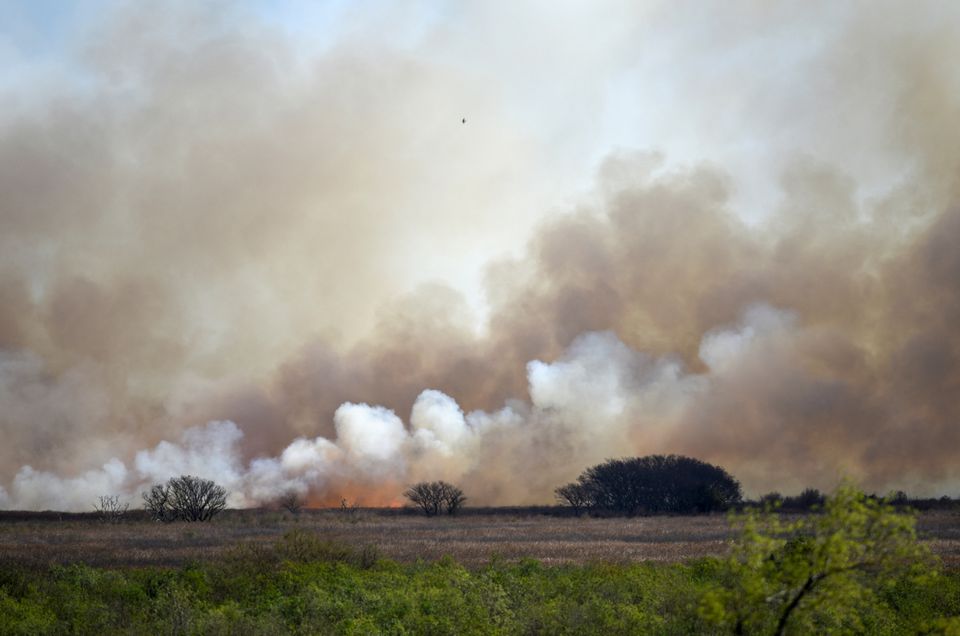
1,507 -> 958,569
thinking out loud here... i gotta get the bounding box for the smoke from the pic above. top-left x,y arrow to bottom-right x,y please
2,2 -> 960,509
0,302 -> 840,507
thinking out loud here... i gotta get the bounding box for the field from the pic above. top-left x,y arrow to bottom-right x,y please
2,507 -> 960,634
1,507 -> 958,568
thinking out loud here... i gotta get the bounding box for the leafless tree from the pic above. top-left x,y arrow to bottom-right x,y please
143,483 -> 176,522
403,481 -> 466,516
94,495 -> 129,523
278,490 -> 306,514
442,483 -> 466,514
142,475 -> 228,522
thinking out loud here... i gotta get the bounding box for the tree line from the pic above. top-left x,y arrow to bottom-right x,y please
94,455 -> 955,521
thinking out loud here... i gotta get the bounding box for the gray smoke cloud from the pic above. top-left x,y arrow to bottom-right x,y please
2,2 -> 960,509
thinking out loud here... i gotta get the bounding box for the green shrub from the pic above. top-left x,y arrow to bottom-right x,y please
0,533 -> 956,635
700,483 -> 937,635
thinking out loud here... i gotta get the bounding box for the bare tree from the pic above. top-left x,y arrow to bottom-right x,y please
403,481 -> 466,516
94,495 -> 129,523
441,482 -> 466,515
404,482 -> 443,516
142,475 -> 228,522
278,490 -> 306,514
143,483 -> 176,522
169,475 -> 227,521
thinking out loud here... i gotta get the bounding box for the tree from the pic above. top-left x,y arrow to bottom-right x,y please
142,475 -> 228,522
442,483 -> 466,515
143,483 -> 175,522
700,483 -> 935,635
277,490 -> 306,514
556,455 -> 742,516
758,492 -> 784,508
554,482 -> 592,515
783,487 -> 825,511
93,495 -> 129,523
403,481 -> 466,516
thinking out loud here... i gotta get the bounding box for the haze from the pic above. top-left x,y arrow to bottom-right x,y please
1,1 -> 958,510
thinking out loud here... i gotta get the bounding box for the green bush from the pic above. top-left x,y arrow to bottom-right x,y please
0,524 -> 957,635
700,483 -> 940,635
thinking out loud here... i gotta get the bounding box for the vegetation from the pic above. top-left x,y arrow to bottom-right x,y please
758,488 -> 827,511
554,482 -> 592,515
404,481 -> 467,516
277,490 -> 306,514
1,485 -> 958,633
0,536 -> 956,635
141,475 -> 227,523
556,455 -> 742,515
93,495 -> 129,524
701,483 -> 939,635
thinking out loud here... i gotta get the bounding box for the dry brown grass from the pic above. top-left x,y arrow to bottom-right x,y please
1,508 -> 957,568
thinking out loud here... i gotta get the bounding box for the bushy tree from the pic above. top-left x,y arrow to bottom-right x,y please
142,475 -> 228,522
557,455 -> 741,516
700,483 -> 935,635
404,481 -> 466,516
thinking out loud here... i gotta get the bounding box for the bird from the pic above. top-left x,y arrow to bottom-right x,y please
462,117 -> 466,124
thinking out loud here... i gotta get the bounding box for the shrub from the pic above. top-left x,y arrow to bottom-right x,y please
93,495 -> 129,523
700,482 -> 936,635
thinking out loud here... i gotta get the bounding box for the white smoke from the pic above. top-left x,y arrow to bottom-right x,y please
0,304 -> 800,510
699,304 -> 797,372
134,420 -> 245,487
10,459 -> 128,511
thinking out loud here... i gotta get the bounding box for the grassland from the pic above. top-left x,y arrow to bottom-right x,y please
2,507 -> 959,634
1,507 -> 958,568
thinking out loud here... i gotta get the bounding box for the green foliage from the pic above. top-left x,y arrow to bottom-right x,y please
700,482 -> 938,635
0,590 -> 56,635
0,511 -> 956,635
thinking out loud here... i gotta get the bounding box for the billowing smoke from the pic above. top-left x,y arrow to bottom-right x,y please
1,308 -> 775,507
2,2 -> 960,509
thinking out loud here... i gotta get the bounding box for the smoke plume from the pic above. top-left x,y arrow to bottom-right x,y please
2,2 -> 960,509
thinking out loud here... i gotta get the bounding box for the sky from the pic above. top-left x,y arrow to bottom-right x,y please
0,1 -> 958,510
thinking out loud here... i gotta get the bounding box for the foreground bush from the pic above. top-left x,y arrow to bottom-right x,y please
701,483 -> 950,635
0,539 -> 957,634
